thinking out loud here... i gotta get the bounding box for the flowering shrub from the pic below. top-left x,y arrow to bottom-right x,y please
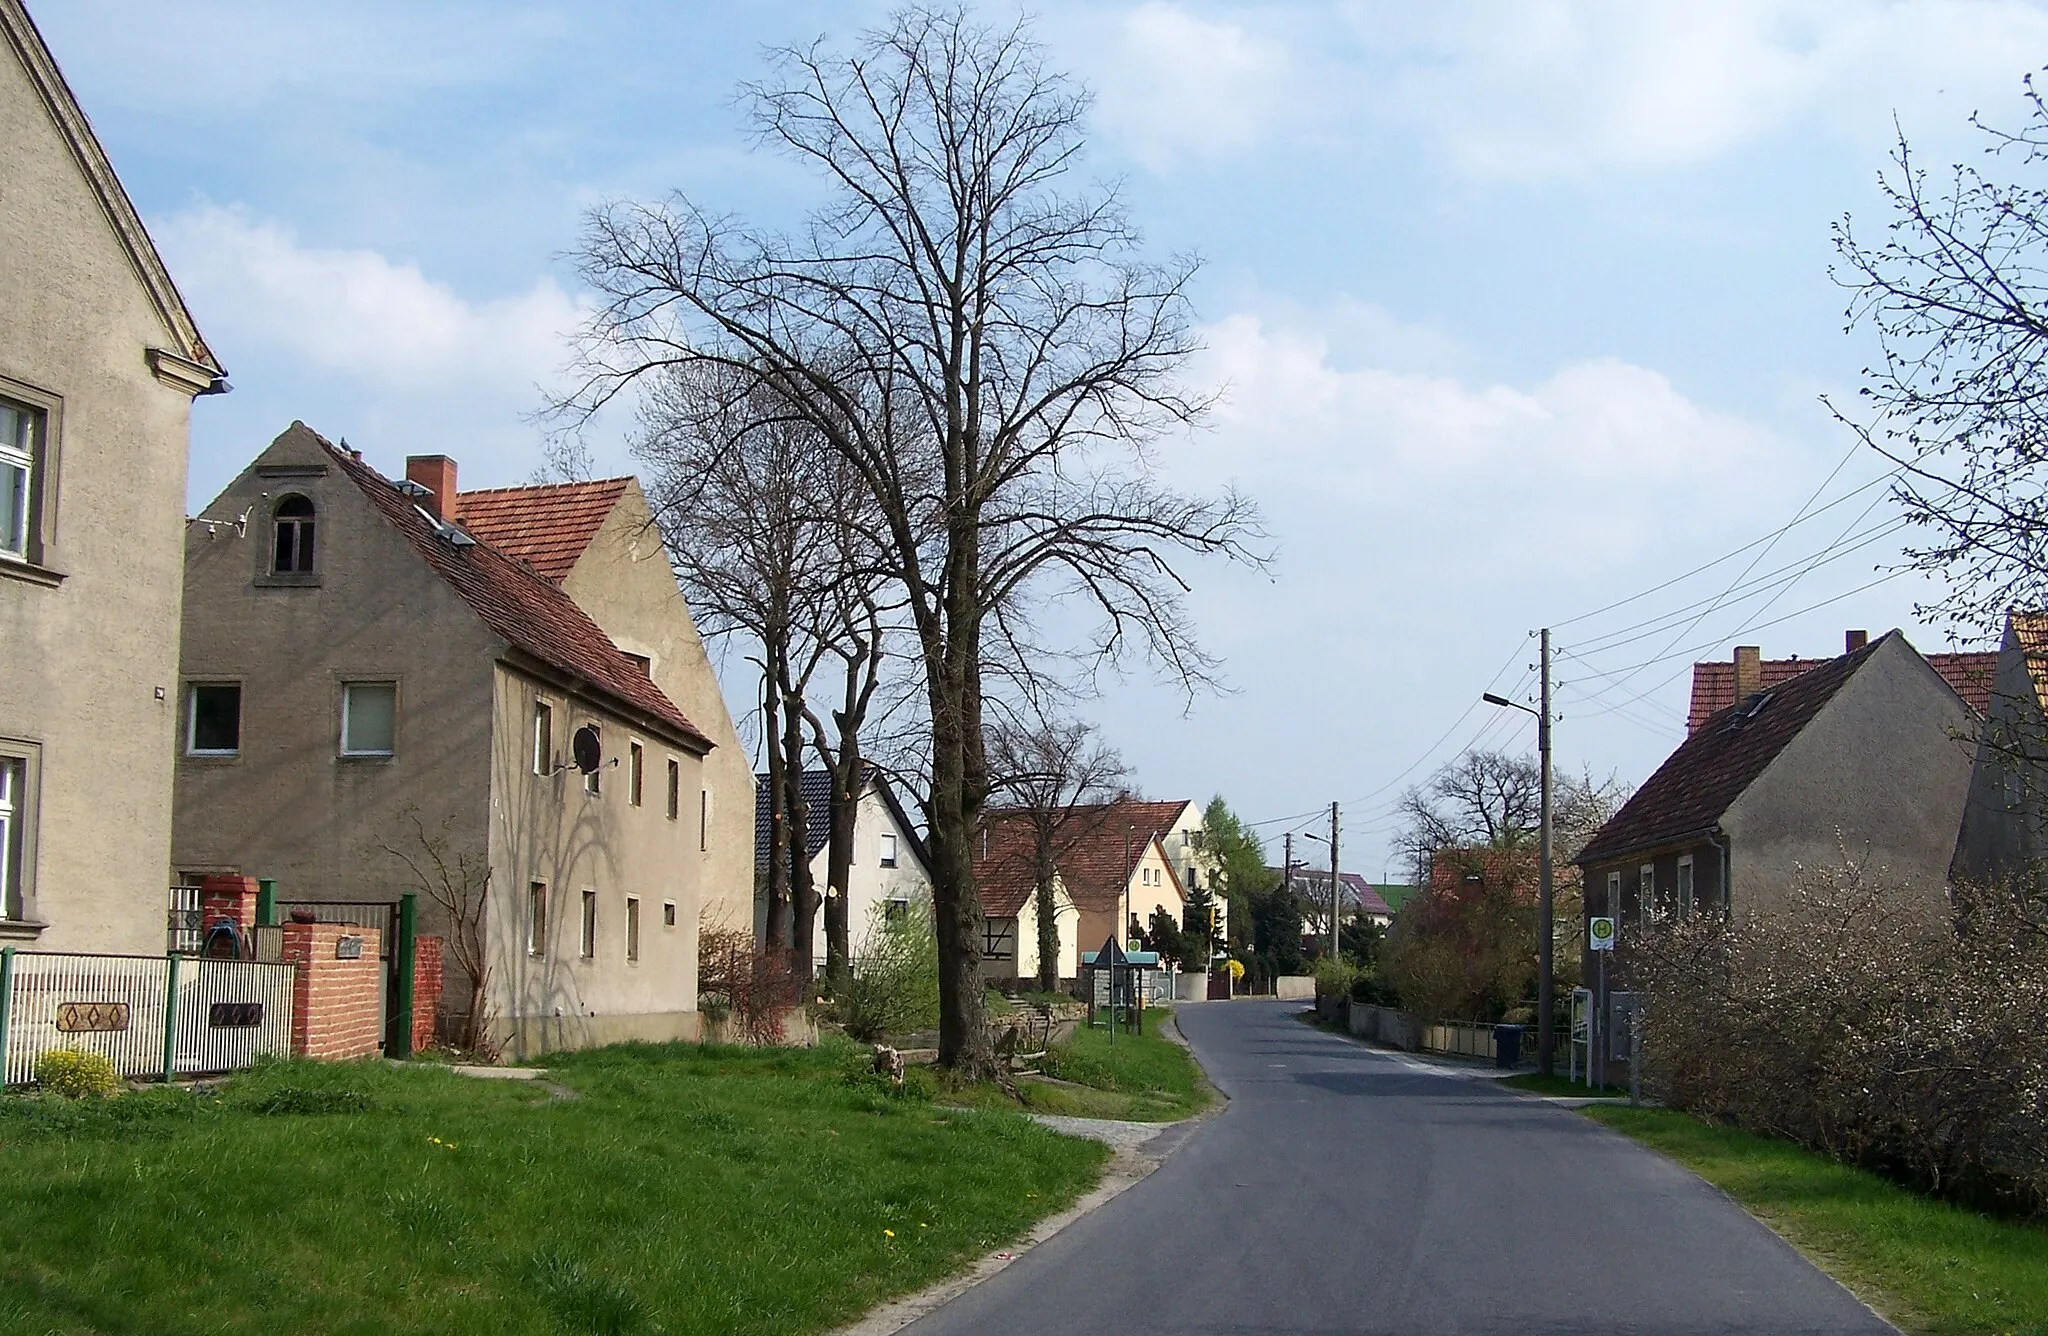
838,901 -> 939,1042
36,1049 -> 118,1099
1627,861 -> 2048,1215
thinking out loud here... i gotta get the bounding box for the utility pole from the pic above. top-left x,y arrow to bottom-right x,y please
1328,802 -> 1341,961
1537,628 -> 1555,1078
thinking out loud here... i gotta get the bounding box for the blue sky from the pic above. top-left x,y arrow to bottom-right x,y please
38,1 -> 2048,877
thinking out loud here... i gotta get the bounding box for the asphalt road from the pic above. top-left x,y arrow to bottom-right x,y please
904,1000 -> 1893,1336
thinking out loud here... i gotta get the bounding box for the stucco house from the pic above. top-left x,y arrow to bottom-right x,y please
1950,612 -> 2048,889
974,799 -> 1192,986
1577,629 -> 1978,936
0,0 -> 227,952
174,424 -> 748,1055
753,767 -> 933,964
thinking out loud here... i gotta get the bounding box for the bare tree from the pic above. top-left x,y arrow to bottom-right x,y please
1833,74 -> 2048,639
1395,750 -> 1542,881
557,8 -> 1262,1075
985,712 -> 1128,991
379,809 -> 492,1055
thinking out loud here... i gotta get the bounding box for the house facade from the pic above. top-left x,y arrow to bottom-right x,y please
753,768 -> 934,964
1950,612 -> 2048,888
1579,630 -> 1978,937
175,425 -> 738,1055
0,1 -> 226,952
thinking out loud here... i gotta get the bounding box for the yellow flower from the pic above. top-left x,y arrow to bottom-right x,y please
883,1229 -> 895,1238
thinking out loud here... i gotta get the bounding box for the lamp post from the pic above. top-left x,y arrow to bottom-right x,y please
1483,627 -> 1554,1076
1301,827 -> 1337,962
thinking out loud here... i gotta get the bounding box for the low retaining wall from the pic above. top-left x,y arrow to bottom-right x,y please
1275,975 -> 1315,1000
1347,1002 -> 1420,1052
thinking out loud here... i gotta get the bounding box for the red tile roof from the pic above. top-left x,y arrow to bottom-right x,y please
974,799 -> 1187,917
1580,637 -> 1882,865
454,479 -> 630,582
1689,647 -> 1996,731
323,438 -> 709,751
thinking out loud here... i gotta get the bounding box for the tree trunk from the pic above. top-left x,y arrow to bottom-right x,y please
782,683 -> 818,985
926,526 -> 994,1076
762,671 -> 790,951
822,745 -> 859,994
1035,872 -> 1059,994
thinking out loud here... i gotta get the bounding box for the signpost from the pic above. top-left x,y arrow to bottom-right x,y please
1588,916 -> 1616,1088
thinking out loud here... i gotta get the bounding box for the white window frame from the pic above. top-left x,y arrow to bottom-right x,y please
1639,863 -> 1655,923
0,750 -> 34,923
1677,854 -> 1695,921
527,882 -> 548,958
880,832 -> 898,868
580,889 -> 597,959
533,702 -> 553,776
1606,870 -> 1621,920
0,397 -> 36,563
339,681 -> 397,758
271,495 -> 316,575
626,896 -> 641,963
185,682 -> 242,757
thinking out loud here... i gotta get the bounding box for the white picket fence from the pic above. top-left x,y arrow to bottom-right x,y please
0,949 -> 295,1086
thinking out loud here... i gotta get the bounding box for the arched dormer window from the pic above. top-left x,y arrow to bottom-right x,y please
273,495 -> 315,574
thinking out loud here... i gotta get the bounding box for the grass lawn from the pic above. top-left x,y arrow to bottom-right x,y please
1498,1072 -> 1626,1099
1586,1105 -> 2048,1336
0,1042 -> 1108,1336
940,1007 -> 1211,1124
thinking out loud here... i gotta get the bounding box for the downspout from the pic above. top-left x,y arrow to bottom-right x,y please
1708,829 -> 1732,916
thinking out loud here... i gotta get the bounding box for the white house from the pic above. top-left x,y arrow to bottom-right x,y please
755,768 -> 933,963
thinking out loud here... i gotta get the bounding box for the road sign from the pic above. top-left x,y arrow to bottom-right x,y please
1589,916 -> 1617,952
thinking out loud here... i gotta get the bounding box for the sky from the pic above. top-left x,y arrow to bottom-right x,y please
35,0 -> 2048,882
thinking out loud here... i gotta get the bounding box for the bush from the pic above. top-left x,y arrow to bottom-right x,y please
840,901 -> 939,1042
697,920 -> 796,1045
36,1049 -> 117,1099
1312,958 -> 1359,1002
1630,862 -> 2048,1216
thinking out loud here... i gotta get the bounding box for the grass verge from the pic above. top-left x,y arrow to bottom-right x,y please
1498,1072 -> 1625,1099
1585,1105 -> 2048,1335
940,1007 -> 1211,1123
0,1042 -> 1107,1335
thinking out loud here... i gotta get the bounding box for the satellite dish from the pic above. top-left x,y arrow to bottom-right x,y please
572,725 -> 602,774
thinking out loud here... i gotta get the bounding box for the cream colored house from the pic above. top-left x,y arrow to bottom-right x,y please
0,1 -> 226,952
755,769 -> 932,964
175,425 -> 747,1055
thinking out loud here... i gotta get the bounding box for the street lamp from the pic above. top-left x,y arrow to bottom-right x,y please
1482,627 -> 1555,1076
1300,829 -> 1338,962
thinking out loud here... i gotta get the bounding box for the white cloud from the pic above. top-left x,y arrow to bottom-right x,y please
1083,2 -> 1296,169
157,206 -> 582,396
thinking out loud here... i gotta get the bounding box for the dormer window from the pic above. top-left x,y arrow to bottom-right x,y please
272,496 -> 315,573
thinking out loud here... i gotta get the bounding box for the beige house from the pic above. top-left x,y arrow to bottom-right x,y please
175,424 -> 750,1055
755,769 -> 933,964
0,1 -> 226,951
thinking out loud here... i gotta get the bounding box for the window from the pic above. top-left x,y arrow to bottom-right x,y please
884,899 -> 908,923
186,683 -> 241,756
982,918 -> 1015,960
666,759 -> 680,821
0,756 -> 27,921
1677,855 -> 1695,922
626,896 -> 641,962
1639,864 -> 1655,923
1605,870 -> 1621,920
698,789 -> 710,851
663,901 -> 676,928
880,833 -> 898,868
271,495 -> 315,574
0,398 -> 36,562
340,682 -> 396,756
1187,867 -> 1199,892
533,702 -> 553,775
624,651 -> 651,678
628,742 -> 644,807
580,890 -> 597,959
584,735 -> 601,794
527,883 -> 548,957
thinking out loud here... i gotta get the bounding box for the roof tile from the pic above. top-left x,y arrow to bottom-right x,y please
455,479 -> 630,582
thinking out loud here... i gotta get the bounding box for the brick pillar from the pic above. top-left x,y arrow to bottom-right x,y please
199,875 -> 260,942
412,936 -> 444,1053
281,922 -> 385,1060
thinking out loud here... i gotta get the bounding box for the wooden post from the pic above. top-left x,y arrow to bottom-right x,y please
161,953 -> 181,1083
392,893 -> 418,1058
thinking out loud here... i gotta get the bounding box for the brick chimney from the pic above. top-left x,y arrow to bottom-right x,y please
1846,629 -> 1869,654
405,455 -> 458,520
1733,645 -> 1762,702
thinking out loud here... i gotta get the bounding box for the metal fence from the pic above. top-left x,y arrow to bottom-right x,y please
1417,1019 -> 1503,1062
167,883 -> 204,955
0,949 -> 295,1085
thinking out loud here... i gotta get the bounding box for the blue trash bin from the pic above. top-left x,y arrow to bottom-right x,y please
1493,1024 -> 1524,1069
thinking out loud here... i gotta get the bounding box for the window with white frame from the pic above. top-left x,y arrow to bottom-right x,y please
527,882 -> 548,957
0,756 -> 27,921
580,890 -> 597,959
626,896 -> 641,962
1639,864 -> 1655,922
0,398 -> 37,562
340,682 -> 396,756
1606,870 -> 1622,920
663,901 -> 676,928
186,683 -> 242,756
1677,855 -> 1695,921
271,495 -> 316,574
533,702 -> 553,775
880,833 -> 898,868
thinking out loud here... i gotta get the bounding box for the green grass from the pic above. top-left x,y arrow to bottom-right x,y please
0,1043 -> 1108,1335
1586,1105 -> 2048,1335
1498,1072 -> 1626,1098
940,1008 -> 1210,1124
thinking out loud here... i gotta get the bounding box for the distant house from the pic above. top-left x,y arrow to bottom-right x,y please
1268,866 -> 1395,936
974,798 -> 1195,985
1688,630 -> 1995,733
753,768 -> 933,962
0,0 -> 227,953
175,426 -> 750,1055
1577,630 -> 1977,936
1951,613 -> 2048,889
